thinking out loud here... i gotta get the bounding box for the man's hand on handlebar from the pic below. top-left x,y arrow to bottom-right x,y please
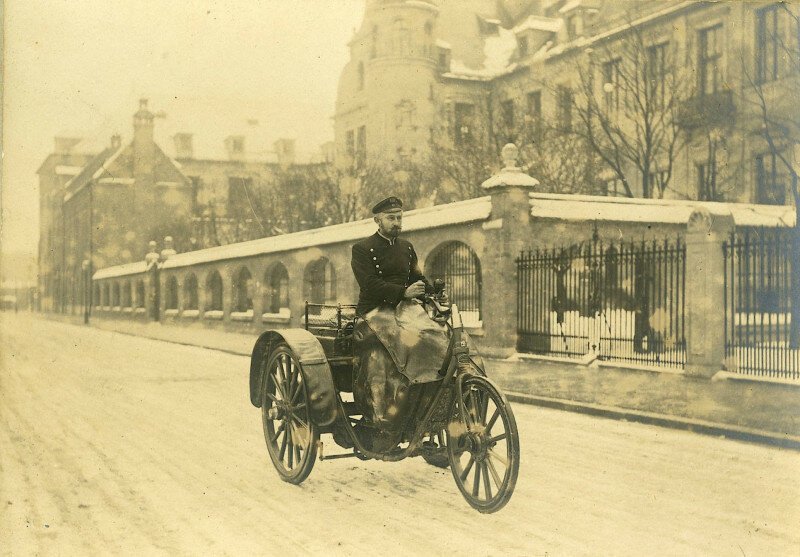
404,280 -> 426,299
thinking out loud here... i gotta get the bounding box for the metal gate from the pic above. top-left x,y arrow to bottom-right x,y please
426,241 -> 482,324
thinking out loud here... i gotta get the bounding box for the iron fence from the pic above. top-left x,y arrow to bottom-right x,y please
723,228 -> 800,380
426,241 -> 482,325
517,237 -> 686,368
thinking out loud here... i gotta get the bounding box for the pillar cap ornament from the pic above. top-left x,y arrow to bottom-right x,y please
481,143 -> 539,190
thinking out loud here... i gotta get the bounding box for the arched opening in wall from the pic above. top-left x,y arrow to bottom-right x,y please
233,266 -> 253,313
264,263 -> 289,314
93,283 -> 100,306
184,273 -> 198,310
206,271 -> 224,312
122,280 -> 132,308
425,241 -> 482,326
136,280 -> 146,309
303,257 -> 336,307
112,282 -> 121,308
102,283 -> 110,307
165,276 -> 179,310
358,61 -> 365,90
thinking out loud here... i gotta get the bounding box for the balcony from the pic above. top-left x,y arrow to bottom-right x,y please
676,90 -> 736,130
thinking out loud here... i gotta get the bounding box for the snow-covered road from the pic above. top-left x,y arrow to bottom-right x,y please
1,314 -> 798,556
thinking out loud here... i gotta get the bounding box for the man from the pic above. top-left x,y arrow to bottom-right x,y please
349,197 -> 444,434
351,196 -> 428,316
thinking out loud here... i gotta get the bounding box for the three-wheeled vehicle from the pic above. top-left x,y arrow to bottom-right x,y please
248,285 -> 520,513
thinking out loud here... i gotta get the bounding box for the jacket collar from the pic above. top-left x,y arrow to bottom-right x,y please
375,231 -> 396,246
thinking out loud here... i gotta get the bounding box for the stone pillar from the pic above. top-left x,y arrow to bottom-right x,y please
478,144 -> 539,357
685,207 -> 735,378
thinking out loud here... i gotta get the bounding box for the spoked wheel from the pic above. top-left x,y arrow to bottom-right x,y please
446,376 -> 520,513
261,344 -> 318,484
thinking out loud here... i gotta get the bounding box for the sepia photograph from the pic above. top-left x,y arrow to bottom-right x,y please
2,0 -> 799,554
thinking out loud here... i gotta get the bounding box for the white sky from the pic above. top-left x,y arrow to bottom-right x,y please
1,0 -> 365,257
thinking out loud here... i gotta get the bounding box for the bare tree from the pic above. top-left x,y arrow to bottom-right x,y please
569,17 -> 692,199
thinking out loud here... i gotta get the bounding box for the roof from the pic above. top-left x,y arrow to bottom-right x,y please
512,15 -> 562,34
63,146 -> 118,201
93,261 -> 148,280
529,193 -> 796,227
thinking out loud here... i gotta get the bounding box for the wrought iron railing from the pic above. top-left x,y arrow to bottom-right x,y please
723,228 -> 800,380
517,237 -> 686,368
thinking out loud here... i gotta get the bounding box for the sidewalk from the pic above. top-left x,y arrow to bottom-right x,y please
59,315 -> 800,449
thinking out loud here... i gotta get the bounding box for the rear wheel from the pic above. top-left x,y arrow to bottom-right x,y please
446,376 -> 519,513
261,344 -> 318,484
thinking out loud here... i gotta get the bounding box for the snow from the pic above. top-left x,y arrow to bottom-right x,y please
93,261 -> 148,280
529,192 -> 797,227
512,15 -> 562,34
435,39 -> 451,50
445,27 -> 519,80
55,165 -> 83,176
157,196 -> 491,271
262,308 -> 291,322
231,310 -> 254,322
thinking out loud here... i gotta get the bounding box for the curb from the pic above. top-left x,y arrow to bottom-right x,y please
505,391 -> 800,451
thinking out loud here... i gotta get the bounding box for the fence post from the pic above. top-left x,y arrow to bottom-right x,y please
685,207 -> 735,378
479,143 -> 539,357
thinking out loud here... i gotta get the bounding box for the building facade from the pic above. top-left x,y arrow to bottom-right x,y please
334,0 -> 799,205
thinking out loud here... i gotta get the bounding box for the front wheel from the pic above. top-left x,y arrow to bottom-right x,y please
261,344 -> 319,484
446,376 -> 520,513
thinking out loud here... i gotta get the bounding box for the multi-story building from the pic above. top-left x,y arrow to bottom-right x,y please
334,0 -> 799,205
37,100 -> 310,315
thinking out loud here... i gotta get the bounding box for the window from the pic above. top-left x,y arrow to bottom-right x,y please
304,258 -> 336,304
357,62 -> 365,90
206,271 -> 223,311
231,137 -> 244,154
233,267 -> 253,312
356,125 -> 367,168
603,58 -> 622,112
646,43 -> 668,107
265,263 -> 289,313
438,49 -> 449,70
756,4 -> 783,83
184,273 -> 198,310
698,24 -> 723,95
501,100 -> 515,130
556,86 -> 573,131
227,176 -> 254,217
646,169 -> 668,198
605,177 -> 625,197
697,160 -> 718,201
755,151 -> 787,204
189,176 -> 202,214
165,276 -> 178,310
346,130 -> 355,159
566,15 -> 578,39
526,91 -> 542,118
518,35 -> 529,57
454,103 -> 475,146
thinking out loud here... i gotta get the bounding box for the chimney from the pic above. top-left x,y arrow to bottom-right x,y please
224,135 -> 245,161
274,138 -> 296,167
173,133 -> 194,159
110,134 -> 122,150
54,136 -> 82,155
133,98 -> 156,178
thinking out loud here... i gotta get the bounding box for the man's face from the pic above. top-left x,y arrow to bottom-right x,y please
375,210 -> 403,238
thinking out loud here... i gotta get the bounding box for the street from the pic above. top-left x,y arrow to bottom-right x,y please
1,314 -> 798,556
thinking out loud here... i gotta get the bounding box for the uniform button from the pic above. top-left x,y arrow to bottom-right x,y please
373,257 -> 377,260
370,248 -> 374,252
375,264 -> 380,268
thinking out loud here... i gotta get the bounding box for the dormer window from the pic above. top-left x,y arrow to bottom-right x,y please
566,14 -> 578,39
519,35 -> 529,57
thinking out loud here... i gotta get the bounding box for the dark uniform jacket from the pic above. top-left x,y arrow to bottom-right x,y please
351,232 -> 427,315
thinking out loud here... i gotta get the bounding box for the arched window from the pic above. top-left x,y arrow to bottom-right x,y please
184,273 -> 198,310
425,242 -> 482,323
165,276 -> 179,310
136,280 -> 146,308
112,282 -> 121,307
233,266 -> 253,312
102,283 -> 110,307
358,61 -> 365,90
206,271 -> 223,311
265,263 -> 289,314
304,257 -> 336,304
122,280 -> 132,308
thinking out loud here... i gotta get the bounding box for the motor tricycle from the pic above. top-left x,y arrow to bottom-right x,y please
248,284 -> 520,513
